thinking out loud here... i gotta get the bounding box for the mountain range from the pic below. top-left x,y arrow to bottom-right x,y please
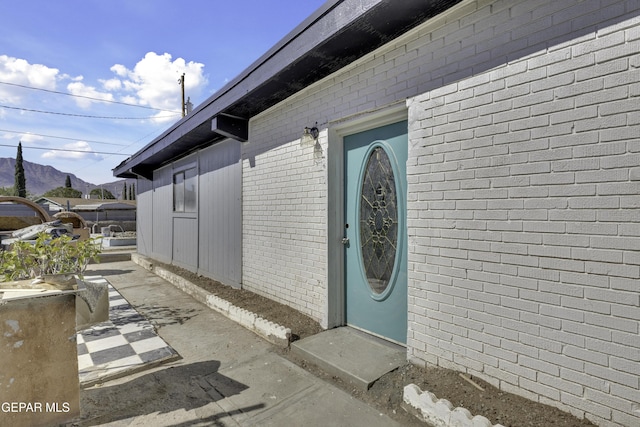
0,157 -> 134,198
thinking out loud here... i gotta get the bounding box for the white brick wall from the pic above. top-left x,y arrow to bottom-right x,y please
406,1 -> 640,426
242,128 -> 328,323
241,0 -> 637,424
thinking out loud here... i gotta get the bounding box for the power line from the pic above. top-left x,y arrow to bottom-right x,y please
70,124 -> 169,175
0,128 -> 128,147
0,80 -> 181,113
0,143 -> 131,156
0,104 -> 180,120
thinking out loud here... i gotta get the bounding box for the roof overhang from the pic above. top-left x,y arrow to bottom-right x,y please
113,0 -> 462,179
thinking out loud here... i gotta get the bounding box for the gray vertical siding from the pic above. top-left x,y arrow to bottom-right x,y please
135,178 -> 153,256
198,139 -> 242,288
172,216 -> 198,268
151,166 -> 173,264
140,140 -> 242,288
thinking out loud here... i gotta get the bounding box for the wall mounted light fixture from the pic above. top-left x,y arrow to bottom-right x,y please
303,122 -> 320,140
301,122 -> 320,147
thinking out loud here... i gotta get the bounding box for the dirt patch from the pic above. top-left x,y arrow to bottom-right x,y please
375,365 -> 596,427
157,262 -> 323,340
158,263 -> 595,427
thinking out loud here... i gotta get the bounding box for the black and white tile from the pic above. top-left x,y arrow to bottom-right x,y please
77,278 -> 179,385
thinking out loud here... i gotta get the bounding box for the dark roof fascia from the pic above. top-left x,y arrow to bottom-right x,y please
113,0 -> 462,178
188,0 -> 344,121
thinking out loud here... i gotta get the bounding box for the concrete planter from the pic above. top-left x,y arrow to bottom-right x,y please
0,277 -> 109,426
75,278 -> 109,331
0,287 -> 80,427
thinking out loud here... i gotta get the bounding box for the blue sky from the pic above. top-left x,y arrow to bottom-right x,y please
0,0 -> 326,187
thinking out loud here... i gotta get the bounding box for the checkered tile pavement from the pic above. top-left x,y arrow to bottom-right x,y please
77,277 -> 179,386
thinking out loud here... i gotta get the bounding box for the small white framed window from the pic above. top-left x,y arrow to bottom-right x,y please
173,166 -> 197,212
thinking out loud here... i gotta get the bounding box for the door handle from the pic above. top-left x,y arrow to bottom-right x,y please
341,237 -> 350,245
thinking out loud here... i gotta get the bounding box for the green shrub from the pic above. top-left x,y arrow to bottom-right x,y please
0,233 -> 101,282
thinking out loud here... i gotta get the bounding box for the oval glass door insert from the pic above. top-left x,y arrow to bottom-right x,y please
359,146 -> 398,294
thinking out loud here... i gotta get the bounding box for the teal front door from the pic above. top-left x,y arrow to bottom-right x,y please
344,121 -> 408,344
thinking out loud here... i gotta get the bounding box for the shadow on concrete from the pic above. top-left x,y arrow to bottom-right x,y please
80,307 -> 150,336
75,360 -> 262,426
134,303 -> 201,327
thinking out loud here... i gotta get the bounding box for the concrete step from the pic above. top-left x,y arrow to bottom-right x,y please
97,251 -> 133,263
291,327 -> 406,390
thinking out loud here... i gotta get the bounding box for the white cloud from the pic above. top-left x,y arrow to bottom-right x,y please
41,141 -> 102,161
110,64 -> 128,77
121,95 -> 137,104
0,55 -> 60,103
16,133 -> 45,145
100,78 -> 122,91
109,52 -> 207,122
0,52 -> 206,118
0,132 -> 47,148
67,78 -> 115,109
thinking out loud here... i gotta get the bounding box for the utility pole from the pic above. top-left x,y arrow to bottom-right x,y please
179,73 -> 186,117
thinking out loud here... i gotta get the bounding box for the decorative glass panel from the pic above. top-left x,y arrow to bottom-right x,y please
360,147 -> 397,294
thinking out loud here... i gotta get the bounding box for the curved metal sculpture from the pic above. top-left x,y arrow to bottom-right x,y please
53,211 -> 87,229
0,196 -> 51,224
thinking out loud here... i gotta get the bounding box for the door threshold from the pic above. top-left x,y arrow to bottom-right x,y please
346,323 -> 407,347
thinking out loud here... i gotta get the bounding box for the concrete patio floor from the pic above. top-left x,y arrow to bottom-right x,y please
70,260 -> 404,426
